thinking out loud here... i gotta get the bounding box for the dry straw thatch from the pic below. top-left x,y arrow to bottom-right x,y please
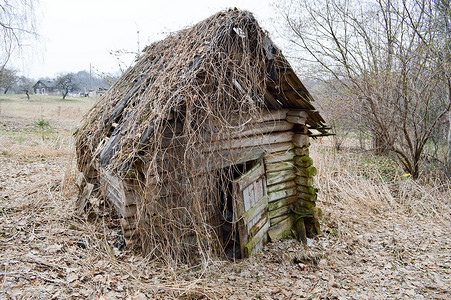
76,9 -> 325,263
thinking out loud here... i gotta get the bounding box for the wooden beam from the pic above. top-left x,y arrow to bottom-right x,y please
286,115 -> 307,125
236,162 -> 265,192
264,90 -> 283,109
231,120 -> 294,139
292,134 -> 309,148
267,180 -> 296,193
287,110 -> 309,118
265,160 -> 293,173
267,195 -> 297,211
266,169 -> 296,186
264,149 -> 295,163
268,216 -> 293,242
267,186 -> 297,202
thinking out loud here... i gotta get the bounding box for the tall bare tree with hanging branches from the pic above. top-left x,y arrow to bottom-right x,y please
0,0 -> 39,78
277,0 -> 451,178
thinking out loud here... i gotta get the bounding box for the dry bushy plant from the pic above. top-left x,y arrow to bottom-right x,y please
76,9 -> 286,264
311,140 -> 451,240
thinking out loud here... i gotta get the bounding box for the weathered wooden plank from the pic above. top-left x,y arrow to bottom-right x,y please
242,179 -> 265,214
267,180 -> 296,193
297,185 -> 318,195
123,205 -> 137,218
287,110 -> 309,118
293,211 -> 307,245
236,162 -> 265,192
243,217 -> 270,257
268,187 -> 297,202
249,213 -> 269,238
230,109 -> 288,125
293,146 -> 309,156
299,199 -> 316,210
205,142 -> 293,161
123,189 -> 139,206
265,161 -> 293,173
295,165 -> 317,177
232,120 -> 294,139
75,182 -> 94,214
101,169 -> 126,216
286,115 -> 307,125
294,156 -> 313,168
264,149 -> 295,163
270,213 -> 291,226
266,169 -> 296,186
229,132 -> 294,149
264,91 -> 283,109
247,234 -> 266,257
295,176 -> 314,186
205,132 -> 294,152
268,216 -> 294,242
299,192 -> 317,203
268,203 -> 293,219
292,133 -> 309,148
257,109 -> 288,122
241,196 -> 268,229
265,142 -> 293,154
268,195 -> 297,211
164,127 -> 294,152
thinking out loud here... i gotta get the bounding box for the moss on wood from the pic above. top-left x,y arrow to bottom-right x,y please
297,185 -> 318,195
295,165 -> 317,177
294,156 -> 313,167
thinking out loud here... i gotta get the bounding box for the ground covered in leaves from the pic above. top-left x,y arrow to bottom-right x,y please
0,95 -> 450,299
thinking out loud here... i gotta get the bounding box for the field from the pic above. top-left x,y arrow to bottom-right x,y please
0,94 -> 450,299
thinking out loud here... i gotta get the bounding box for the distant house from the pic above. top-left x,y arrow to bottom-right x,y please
32,80 -> 58,95
93,87 -> 108,98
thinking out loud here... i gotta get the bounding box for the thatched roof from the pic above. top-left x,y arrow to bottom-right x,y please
76,9 -> 327,175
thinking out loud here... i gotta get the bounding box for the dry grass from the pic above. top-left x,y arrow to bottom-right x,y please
312,139 -> 451,225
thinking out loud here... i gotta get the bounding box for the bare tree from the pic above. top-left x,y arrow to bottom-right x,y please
55,73 -> 77,100
277,0 -> 451,178
0,0 -> 38,79
435,0 -> 451,173
310,80 -> 357,150
14,75 -> 33,99
0,67 -> 18,93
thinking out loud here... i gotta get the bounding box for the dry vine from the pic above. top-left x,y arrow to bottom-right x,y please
76,9 -> 283,264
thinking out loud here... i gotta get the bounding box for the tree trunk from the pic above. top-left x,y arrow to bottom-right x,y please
359,129 -> 365,150
373,132 -> 387,154
447,111 -> 451,175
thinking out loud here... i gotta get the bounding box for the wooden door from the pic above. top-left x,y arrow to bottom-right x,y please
234,160 -> 269,257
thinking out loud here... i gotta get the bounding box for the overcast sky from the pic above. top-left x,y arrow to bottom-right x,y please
16,0 -> 277,80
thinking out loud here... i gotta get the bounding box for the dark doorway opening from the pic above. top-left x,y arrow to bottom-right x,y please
218,160 -> 257,259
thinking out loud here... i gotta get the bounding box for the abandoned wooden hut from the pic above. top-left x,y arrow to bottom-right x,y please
75,9 -> 329,260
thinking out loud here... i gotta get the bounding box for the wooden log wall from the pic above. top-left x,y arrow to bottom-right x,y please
99,169 -> 140,244
87,108 -> 322,255
264,147 -> 297,242
290,111 -> 321,243
265,110 -> 321,243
